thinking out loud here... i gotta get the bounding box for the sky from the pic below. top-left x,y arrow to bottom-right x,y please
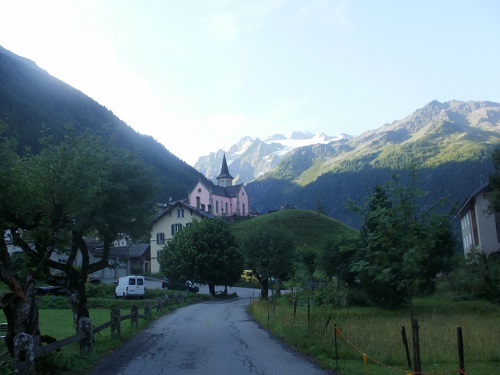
1,0 -> 499,166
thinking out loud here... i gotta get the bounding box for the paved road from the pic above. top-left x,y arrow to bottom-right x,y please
89,295 -> 334,375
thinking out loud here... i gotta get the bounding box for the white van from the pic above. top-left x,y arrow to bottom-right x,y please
115,275 -> 145,299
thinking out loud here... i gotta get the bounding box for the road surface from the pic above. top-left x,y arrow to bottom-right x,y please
89,293 -> 334,375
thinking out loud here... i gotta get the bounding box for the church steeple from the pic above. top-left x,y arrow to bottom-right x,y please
216,153 -> 233,187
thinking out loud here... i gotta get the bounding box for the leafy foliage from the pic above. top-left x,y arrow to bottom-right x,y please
317,232 -> 360,285
346,169 -> 456,308
159,218 -> 244,295
488,146 -> 500,213
239,226 -> 296,299
0,129 -> 159,344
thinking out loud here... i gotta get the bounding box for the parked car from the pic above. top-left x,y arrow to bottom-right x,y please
240,269 -> 258,282
115,275 -> 145,299
162,277 -> 199,293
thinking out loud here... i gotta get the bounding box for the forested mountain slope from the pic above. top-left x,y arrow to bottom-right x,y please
0,45 -> 205,201
247,100 -> 500,228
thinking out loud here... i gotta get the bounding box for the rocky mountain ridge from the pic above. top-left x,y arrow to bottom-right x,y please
195,131 -> 351,183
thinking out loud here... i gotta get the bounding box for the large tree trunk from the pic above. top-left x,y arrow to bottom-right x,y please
208,283 -> 216,296
64,232 -> 93,331
68,271 -> 89,330
1,273 -> 41,356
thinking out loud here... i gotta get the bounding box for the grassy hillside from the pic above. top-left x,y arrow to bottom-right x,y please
231,209 -> 358,252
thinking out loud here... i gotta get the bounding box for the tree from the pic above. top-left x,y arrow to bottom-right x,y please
318,232 -> 359,286
0,126 -> 44,355
488,146 -> 500,213
0,129 -> 158,354
240,226 -> 296,300
160,218 -> 244,296
347,169 -> 456,309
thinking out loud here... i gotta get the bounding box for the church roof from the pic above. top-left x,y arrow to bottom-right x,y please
210,183 -> 244,198
216,153 -> 233,180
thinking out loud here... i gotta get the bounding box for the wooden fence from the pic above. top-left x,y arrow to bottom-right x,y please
5,292 -> 188,374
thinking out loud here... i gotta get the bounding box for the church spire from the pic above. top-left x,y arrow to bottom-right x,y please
216,153 -> 233,187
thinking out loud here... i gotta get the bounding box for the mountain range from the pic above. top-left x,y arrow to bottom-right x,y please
245,100 -> 499,227
1,44 -> 498,230
195,131 -> 351,183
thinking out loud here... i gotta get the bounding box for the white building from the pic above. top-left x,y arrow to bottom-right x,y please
457,183 -> 500,256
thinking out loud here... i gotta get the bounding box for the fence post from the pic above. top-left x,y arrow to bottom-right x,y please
293,299 -> 297,322
307,297 -> 311,329
144,301 -> 151,318
323,315 -> 331,334
79,317 -> 93,355
110,308 -> 121,338
14,332 -> 34,375
457,326 -> 465,374
156,297 -> 163,312
131,305 -> 139,328
334,323 -> 338,368
164,295 -> 169,306
267,303 -> 270,327
401,326 -> 412,369
412,318 -> 421,374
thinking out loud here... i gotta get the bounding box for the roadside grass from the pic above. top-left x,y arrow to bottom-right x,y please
35,307 -> 169,374
249,296 -> 500,375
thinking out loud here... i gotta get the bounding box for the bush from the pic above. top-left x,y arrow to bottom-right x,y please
37,295 -> 71,309
435,251 -> 500,301
85,283 -> 116,299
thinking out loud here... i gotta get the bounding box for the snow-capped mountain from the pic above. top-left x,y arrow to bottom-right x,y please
194,131 -> 351,184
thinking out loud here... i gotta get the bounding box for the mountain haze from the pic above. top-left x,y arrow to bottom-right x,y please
0,45 -> 206,201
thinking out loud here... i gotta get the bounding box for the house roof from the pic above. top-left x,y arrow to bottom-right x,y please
216,153 -> 233,180
128,244 -> 150,257
456,182 -> 491,217
92,243 -> 150,259
152,200 -> 213,226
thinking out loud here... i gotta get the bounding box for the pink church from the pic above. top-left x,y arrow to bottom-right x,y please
188,154 -> 253,217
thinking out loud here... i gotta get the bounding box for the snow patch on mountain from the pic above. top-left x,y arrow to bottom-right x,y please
195,131 -> 351,184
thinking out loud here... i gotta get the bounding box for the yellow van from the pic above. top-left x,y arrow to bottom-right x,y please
241,269 -> 258,282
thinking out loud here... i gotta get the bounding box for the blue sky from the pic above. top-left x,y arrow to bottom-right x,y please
1,0 -> 499,165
